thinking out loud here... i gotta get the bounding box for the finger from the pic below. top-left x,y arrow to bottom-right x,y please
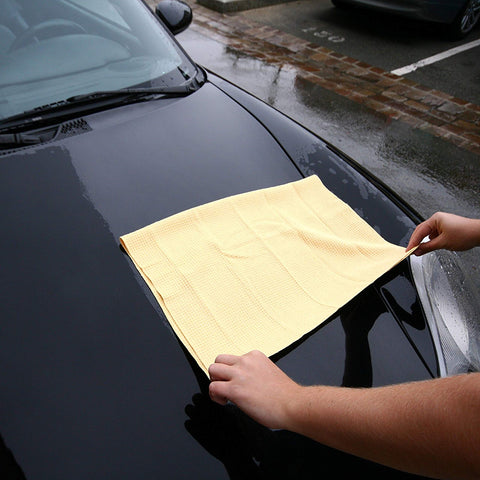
406,222 -> 433,251
208,361 -> 234,381
209,381 -> 230,405
416,235 -> 445,254
214,354 -> 240,366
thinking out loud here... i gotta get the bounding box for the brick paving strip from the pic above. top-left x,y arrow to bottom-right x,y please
149,0 -> 480,156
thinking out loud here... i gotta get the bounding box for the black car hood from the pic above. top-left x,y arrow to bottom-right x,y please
0,82 -> 435,479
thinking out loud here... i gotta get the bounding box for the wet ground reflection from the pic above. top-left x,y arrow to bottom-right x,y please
178,28 -> 480,284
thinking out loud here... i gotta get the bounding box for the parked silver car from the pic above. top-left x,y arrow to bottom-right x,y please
332,0 -> 480,39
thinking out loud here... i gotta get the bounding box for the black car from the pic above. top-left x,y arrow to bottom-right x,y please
1,1 -> 478,479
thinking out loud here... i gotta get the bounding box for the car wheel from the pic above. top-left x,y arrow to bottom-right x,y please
447,0 -> 480,40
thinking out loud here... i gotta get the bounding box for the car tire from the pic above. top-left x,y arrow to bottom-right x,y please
446,0 -> 480,40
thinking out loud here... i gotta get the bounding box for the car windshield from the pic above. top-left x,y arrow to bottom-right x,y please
0,0 -> 198,121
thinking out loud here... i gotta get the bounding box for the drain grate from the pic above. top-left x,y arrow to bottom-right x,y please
55,118 -> 92,140
0,118 -> 92,156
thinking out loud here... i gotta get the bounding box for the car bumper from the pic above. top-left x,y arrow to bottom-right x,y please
340,0 -> 464,24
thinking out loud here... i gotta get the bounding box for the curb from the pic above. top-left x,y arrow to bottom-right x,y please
197,0 -> 294,13
174,0 -> 480,156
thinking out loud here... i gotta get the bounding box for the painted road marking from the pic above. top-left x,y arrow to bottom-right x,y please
391,38 -> 480,76
302,27 -> 345,43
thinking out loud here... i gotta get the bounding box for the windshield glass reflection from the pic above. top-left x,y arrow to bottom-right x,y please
0,0 -> 197,121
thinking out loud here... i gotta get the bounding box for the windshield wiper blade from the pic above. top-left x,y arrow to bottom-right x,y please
0,83 -> 198,133
66,84 -> 196,103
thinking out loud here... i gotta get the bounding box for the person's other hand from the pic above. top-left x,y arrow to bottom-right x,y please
209,350 -> 301,430
406,212 -> 480,256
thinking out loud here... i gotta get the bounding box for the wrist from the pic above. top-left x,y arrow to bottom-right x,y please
471,219 -> 480,247
278,382 -> 305,432
282,384 -> 322,434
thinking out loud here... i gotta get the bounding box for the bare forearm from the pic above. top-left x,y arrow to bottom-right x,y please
209,352 -> 480,479
285,374 -> 480,480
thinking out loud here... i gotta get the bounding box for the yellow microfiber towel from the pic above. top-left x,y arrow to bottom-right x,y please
120,175 -> 415,375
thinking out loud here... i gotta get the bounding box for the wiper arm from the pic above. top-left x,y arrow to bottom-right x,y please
0,83 -> 199,133
66,84 -> 196,103
0,132 -> 43,147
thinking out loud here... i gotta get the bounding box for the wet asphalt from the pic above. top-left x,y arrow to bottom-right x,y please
152,0 -> 480,283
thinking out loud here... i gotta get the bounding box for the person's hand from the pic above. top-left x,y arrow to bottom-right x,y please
208,350 -> 301,430
406,212 -> 480,256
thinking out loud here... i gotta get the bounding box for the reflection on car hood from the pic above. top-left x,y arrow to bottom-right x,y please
0,82 -> 435,480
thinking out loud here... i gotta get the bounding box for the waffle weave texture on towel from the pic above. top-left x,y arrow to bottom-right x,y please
120,175 -> 414,375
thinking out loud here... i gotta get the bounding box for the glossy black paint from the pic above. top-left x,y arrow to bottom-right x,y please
155,0 -> 193,35
211,73 -> 423,245
0,68 -> 436,480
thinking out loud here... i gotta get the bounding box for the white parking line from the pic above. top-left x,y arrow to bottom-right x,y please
390,38 -> 480,76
